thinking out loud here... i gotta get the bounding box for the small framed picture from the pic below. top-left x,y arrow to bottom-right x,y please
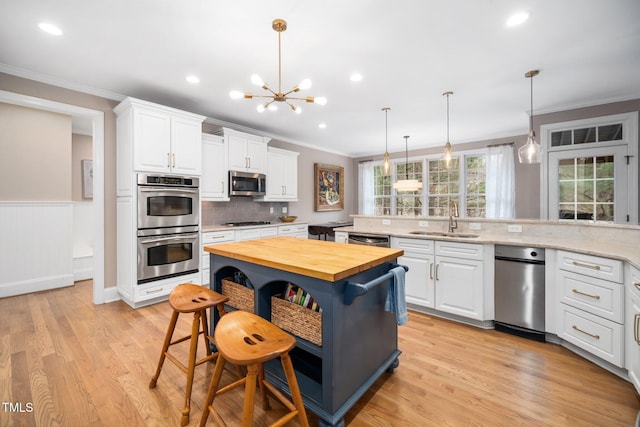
82,159 -> 93,199
314,163 -> 344,211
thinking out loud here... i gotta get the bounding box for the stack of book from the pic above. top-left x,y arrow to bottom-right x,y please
282,283 -> 322,312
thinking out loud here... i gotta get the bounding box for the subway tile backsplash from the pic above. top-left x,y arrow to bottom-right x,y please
202,198 -> 288,226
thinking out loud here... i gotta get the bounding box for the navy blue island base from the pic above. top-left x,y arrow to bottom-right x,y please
206,237 -> 406,427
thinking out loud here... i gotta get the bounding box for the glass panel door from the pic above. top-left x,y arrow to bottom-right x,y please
549,146 -> 627,223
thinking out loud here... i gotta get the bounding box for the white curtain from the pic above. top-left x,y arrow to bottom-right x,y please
485,145 -> 515,218
358,161 -> 375,215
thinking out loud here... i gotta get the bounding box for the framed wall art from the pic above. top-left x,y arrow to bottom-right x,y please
314,163 -> 344,211
82,159 -> 93,199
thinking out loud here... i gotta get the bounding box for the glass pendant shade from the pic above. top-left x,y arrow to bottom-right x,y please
393,179 -> 422,191
518,69 -> 541,164
382,107 -> 391,176
442,141 -> 452,168
441,92 -> 454,168
383,151 -> 390,174
393,135 -> 422,191
518,130 -> 542,164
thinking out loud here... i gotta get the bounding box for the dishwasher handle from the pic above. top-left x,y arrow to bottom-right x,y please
495,256 -> 545,265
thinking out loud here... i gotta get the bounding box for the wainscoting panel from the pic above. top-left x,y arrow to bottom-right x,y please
0,202 -> 74,297
73,202 -> 94,280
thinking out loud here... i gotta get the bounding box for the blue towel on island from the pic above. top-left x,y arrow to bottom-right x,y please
384,266 -> 407,326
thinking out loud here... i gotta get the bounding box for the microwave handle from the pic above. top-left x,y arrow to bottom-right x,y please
139,187 -> 199,194
139,233 -> 198,244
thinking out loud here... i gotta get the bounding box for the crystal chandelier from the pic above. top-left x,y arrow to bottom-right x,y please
229,19 -> 327,114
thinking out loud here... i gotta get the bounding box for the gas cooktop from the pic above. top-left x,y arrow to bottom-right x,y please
224,221 -> 271,227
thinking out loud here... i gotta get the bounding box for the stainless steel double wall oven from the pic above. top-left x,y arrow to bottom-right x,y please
137,173 -> 199,284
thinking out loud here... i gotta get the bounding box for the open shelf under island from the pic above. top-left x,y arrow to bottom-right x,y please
205,237 -> 406,427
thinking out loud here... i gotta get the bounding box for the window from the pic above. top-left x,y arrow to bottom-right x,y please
558,155 -> 614,221
543,112 -> 638,224
396,160 -> 423,216
360,151 -> 495,219
373,164 -> 391,215
465,155 -> 486,218
427,158 -> 459,216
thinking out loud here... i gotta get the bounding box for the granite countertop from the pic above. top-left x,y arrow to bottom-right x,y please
337,225 -> 640,270
202,221 -> 308,233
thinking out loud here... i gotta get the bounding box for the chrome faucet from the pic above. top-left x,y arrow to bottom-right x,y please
448,200 -> 459,233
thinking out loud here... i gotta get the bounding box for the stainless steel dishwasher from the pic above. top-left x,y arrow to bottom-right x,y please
494,245 -> 546,341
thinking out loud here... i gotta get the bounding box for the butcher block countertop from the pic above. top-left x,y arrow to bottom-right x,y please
204,236 -> 404,282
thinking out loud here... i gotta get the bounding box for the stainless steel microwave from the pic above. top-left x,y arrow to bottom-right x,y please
229,170 -> 266,196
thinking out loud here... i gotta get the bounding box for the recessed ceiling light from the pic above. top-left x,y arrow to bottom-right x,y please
38,22 -> 63,36
350,73 -> 363,82
319,123 -> 327,129
186,75 -> 200,84
506,11 -> 529,27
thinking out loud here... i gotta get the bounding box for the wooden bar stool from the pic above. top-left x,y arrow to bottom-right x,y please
199,310 -> 309,427
149,283 -> 229,426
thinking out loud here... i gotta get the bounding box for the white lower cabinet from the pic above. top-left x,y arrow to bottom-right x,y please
200,230 -> 235,286
277,223 -> 308,238
434,241 -> 484,320
334,231 -> 348,244
392,237 -> 485,321
625,265 -> 640,393
135,273 -> 200,305
556,250 -> 625,367
394,238 -> 435,308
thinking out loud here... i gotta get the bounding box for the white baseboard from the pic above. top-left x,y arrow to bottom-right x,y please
103,286 -> 121,303
73,255 -> 93,281
0,274 -> 74,298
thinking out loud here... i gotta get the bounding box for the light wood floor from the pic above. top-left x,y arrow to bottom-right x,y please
1,280 -> 638,426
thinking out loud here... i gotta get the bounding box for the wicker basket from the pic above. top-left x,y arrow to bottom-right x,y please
271,296 -> 322,346
221,278 -> 255,313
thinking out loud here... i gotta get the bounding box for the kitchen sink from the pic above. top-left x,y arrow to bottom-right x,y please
409,231 -> 479,239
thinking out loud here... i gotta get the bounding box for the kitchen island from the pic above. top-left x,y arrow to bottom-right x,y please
205,237 -> 405,427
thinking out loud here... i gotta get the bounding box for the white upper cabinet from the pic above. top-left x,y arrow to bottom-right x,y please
217,127 -> 270,174
201,133 -> 229,201
260,147 -> 299,201
114,97 -> 205,177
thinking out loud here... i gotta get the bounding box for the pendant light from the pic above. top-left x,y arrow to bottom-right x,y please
518,69 -> 542,164
393,136 -> 423,191
382,107 -> 391,175
442,91 -> 454,168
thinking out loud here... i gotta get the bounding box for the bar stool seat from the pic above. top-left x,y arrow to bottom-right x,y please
199,310 -> 309,427
149,283 -> 229,426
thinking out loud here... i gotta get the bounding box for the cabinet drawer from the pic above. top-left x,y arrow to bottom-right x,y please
435,241 -> 483,260
629,265 -> 640,299
558,303 -> 624,367
558,270 -> 624,323
202,230 -> 235,246
278,224 -> 308,235
134,273 -> 200,302
557,250 -> 623,283
261,227 -> 278,238
392,237 -> 434,255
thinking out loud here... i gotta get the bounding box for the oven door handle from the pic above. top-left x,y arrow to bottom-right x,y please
139,233 -> 199,244
139,187 -> 199,194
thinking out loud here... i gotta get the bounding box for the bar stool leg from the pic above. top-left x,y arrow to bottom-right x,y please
181,310 -> 202,426
199,355 -> 227,427
241,364 -> 259,427
149,310 -> 179,388
199,309 -> 212,356
281,353 -> 310,427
